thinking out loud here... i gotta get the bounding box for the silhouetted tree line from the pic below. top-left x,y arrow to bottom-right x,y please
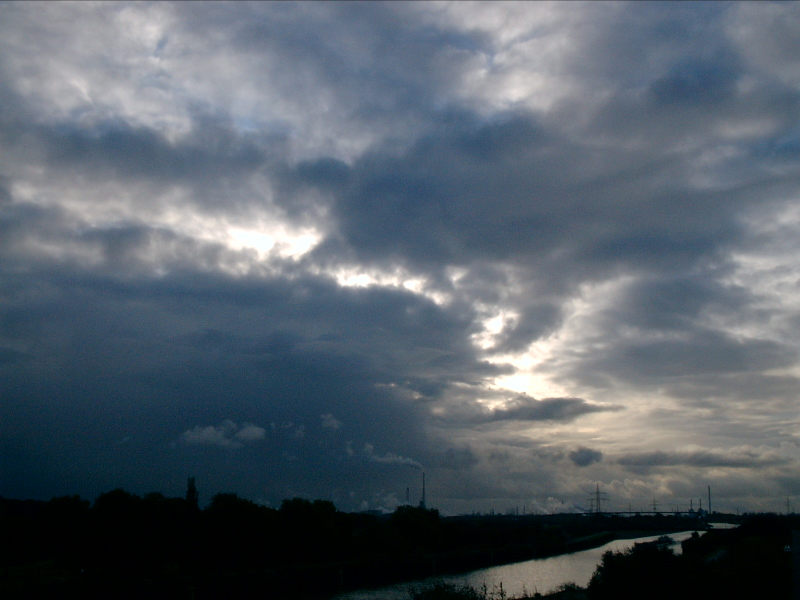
0,488 -> 723,599
1,490 -> 440,598
586,514 -> 794,599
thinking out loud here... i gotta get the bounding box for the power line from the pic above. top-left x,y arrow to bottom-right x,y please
586,483 -> 608,514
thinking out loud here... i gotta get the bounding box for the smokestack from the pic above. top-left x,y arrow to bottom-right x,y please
708,485 -> 712,514
419,472 -> 426,509
186,476 -> 199,511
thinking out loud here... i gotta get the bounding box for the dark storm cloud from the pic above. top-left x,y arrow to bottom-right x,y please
290,92 -> 781,314
162,0 -> 492,164
648,56 -> 739,107
454,396 -> 620,425
432,446 -> 480,471
607,276 -> 751,332
491,396 -> 619,423
0,200 -> 250,279
226,1 -> 484,107
298,114 -> 576,270
568,329 -> 794,386
617,449 -> 788,470
0,108 -> 279,218
492,303 -> 564,353
43,116 -> 268,184
0,176 -> 10,204
666,373 -> 800,405
0,346 -> 27,365
569,447 -> 603,467
0,231 -> 494,504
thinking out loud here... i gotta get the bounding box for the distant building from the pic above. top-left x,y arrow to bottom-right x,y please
186,476 -> 199,510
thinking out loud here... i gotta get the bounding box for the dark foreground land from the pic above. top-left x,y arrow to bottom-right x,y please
0,489 -> 788,599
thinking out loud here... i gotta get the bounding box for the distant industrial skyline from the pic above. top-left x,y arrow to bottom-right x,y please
2,1 -> 800,514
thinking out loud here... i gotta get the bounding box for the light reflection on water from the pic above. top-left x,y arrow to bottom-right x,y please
334,529 -> 702,600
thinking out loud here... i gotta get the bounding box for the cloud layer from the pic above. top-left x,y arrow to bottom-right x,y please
2,2 -> 800,513
181,421 -> 267,448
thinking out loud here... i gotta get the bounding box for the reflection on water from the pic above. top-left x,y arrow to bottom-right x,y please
334,530 -> 700,600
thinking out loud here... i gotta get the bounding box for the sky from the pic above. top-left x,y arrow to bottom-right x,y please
2,1 -> 800,515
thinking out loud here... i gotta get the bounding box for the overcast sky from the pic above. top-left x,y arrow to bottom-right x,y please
2,1 -> 800,514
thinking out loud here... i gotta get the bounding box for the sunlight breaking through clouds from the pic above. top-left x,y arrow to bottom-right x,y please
226,225 -> 322,260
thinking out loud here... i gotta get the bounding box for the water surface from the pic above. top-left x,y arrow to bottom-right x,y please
334,530 -> 700,599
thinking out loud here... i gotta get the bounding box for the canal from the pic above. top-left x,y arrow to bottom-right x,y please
333,529 -> 706,599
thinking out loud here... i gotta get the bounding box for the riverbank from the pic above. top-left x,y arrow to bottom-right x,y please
409,581 -> 588,600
